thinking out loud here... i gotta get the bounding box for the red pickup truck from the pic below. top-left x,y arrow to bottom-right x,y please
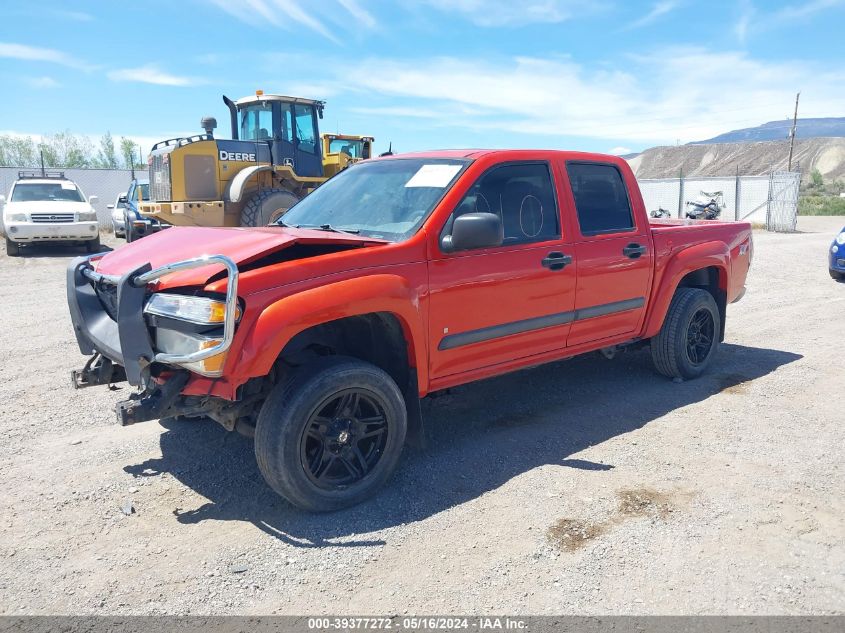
67,149 -> 752,511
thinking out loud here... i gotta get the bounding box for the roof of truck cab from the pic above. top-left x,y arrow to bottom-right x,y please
235,94 -> 322,106
374,149 -> 625,162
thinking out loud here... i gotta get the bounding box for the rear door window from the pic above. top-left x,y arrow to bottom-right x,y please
566,162 -> 635,235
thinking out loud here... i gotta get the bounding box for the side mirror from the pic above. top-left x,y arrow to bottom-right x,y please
0,194 -> 5,204
107,204 -> 115,210
118,195 -> 128,204
441,212 -> 503,252
88,195 -> 99,205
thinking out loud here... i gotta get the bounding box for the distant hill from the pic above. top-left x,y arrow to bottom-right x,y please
692,117 -> 845,144
627,137 -> 845,183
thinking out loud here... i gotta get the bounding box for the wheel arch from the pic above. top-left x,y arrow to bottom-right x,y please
226,165 -> 273,203
236,274 -> 427,394
643,241 -> 730,341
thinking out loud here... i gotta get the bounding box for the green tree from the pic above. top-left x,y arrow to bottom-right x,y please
119,137 -> 137,170
0,134 -> 38,167
97,132 -> 119,168
810,168 -> 824,188
39,131 -> 96,168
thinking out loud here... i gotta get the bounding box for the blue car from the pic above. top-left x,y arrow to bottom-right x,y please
118,179 -> 167,242
831,225 -> 845,281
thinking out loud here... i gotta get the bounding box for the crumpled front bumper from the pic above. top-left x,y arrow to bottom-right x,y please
66,255 -> 156,387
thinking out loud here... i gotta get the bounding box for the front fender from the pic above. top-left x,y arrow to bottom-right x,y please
642,241 -> 730,340
235,273 -> 428,393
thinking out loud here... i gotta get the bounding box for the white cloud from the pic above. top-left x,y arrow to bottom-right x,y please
324,49 -> 845,144
608,147 -> 633,155
422,0 -> 604,26
734,1 -> 755,43
735,0 -> 842,42
0,42 -> 90,70
623,1 -> 679,30
25,76 -> 59,89
337,0 -> 377,28
206,0 -> 340,42
106,65 -> 205,87
774,0 -> 843,20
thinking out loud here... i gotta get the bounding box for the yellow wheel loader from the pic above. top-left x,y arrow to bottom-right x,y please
140,92 -> 373,228
320,133 -> 374,178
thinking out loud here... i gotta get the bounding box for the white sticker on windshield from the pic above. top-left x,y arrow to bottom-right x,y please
60,182 -> 76,190
405,164 -> 462,188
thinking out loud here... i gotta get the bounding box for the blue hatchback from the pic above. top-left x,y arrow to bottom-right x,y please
831,225 -> 845,281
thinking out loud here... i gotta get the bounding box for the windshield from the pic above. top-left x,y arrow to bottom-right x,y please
329,138 -> 366,159
11,182 -> 85,203
280,158 -> 468,241
129,183 -> 150,201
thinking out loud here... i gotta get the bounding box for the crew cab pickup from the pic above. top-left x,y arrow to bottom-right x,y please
67,150 -> 752,511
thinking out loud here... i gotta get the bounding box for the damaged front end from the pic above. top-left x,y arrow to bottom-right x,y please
67,254 -> 242,427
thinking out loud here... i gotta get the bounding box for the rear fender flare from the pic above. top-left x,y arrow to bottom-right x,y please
226,166 -> 273,203
642,241 -> 730,340
237,274 -> 428,394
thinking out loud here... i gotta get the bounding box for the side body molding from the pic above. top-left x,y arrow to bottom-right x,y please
641,240 -> 730,340
236,274 -> 429,394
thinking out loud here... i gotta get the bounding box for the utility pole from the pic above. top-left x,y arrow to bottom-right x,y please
787,91 -> 800,171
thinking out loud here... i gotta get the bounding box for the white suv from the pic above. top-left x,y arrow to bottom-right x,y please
1,172 -> 100,256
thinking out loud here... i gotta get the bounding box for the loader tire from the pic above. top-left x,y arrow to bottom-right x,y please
240,189 -> 299,227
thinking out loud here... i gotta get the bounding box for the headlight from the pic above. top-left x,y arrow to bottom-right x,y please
78,210 -> 98,221
836,232 -> 845,245
144,293 -> 241,325
155,328 -> 227,376
5,213 -> 26,222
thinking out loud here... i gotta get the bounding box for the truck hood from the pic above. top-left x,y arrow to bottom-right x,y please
93,226 -> 385,289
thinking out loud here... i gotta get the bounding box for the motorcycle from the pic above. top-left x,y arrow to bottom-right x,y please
685,190 -> 725,220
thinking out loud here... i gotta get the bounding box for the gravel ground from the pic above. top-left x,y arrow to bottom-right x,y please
0,218 -> 843,616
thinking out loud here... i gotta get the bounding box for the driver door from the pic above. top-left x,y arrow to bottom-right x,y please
427,161 -> 577,380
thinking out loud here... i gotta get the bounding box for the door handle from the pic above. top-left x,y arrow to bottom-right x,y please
541,251 -> 573,271
622,243 -> 648,259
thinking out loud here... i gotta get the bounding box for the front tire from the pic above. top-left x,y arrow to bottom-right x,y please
830,269 -> 845,282
651,287 -> 720,380
5,237 -> 20,256
240,189 -> 299,227
86,234 -> 101,253
255,356 -> 407,512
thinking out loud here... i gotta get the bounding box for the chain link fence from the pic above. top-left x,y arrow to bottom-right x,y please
638,171 -> 800,232
2,165 -> 801,233
0,167 -> 142,230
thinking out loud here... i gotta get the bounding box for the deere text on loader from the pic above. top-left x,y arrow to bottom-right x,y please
140,92 -> 365,228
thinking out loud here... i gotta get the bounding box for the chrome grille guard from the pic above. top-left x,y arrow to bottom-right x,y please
82,254 -> 239,365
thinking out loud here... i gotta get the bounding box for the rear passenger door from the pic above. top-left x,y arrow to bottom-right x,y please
563,161 -> 653,347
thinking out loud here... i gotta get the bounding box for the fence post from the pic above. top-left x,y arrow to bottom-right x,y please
734,165 -> 741,221
677,167 -> 685,218
766,170 -> 774,230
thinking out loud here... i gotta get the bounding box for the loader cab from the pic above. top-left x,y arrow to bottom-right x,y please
228,93 -> 325,178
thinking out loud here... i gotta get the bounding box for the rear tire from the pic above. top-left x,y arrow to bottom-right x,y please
255,356 -> 407,512
5,237 -> 20,256
651,287 -> 720,380
241,189 -> 299,227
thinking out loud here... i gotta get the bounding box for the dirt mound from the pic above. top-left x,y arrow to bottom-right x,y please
628,137 -> 845,183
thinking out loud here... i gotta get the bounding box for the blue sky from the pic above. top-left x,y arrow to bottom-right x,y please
1,0 -> 844,156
